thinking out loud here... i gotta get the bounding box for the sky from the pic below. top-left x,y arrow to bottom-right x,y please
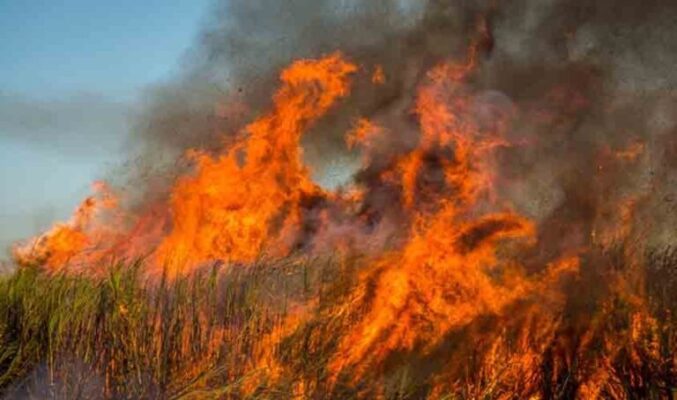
0,0 -> 212,257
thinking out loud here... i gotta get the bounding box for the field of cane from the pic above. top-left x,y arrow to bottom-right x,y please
0,246 -> 675,399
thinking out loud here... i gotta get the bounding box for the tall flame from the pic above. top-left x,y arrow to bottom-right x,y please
327,59 -> 578,383
154,53 -> 356,272
10,46 -> 673,398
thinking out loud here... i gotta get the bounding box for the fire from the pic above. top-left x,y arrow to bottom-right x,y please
154,53 -> 356,273
13,54 -> 357,274
327,58 -> 579,384
10,44 -> 674,398
614,140 -> 645,162
371,65 -> 386,85
12,181 -> 117,271
345,118 -> 381,151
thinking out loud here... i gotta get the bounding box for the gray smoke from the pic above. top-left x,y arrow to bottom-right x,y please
127,0 -> 677,252
0,92 -> 129,158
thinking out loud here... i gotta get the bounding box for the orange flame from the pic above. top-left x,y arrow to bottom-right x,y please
326,58 -> 578,382
12,181 -> 117,271
153,54 -> 356,273
11,43 -> 670,398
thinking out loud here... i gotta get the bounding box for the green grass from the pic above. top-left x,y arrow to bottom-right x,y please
0,248 -> 674,399
0,258 -> 329,399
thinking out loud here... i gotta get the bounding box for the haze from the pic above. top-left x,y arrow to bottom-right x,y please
0,0 -> 212,258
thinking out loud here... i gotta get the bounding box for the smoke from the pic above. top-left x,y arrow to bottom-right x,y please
131,1 -> 479,168
481,0 -> 677,251
1,359 -> 104,400
0,92 -> 129,158
14,0 -> 673,265
5,2 -> 675,394
104,0 -> 676,267
0,93 -> 131,258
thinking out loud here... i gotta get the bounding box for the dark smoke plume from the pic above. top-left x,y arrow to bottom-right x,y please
129,0 -> 677,251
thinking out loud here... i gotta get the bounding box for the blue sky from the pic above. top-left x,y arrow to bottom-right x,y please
0,0 -> 212,256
